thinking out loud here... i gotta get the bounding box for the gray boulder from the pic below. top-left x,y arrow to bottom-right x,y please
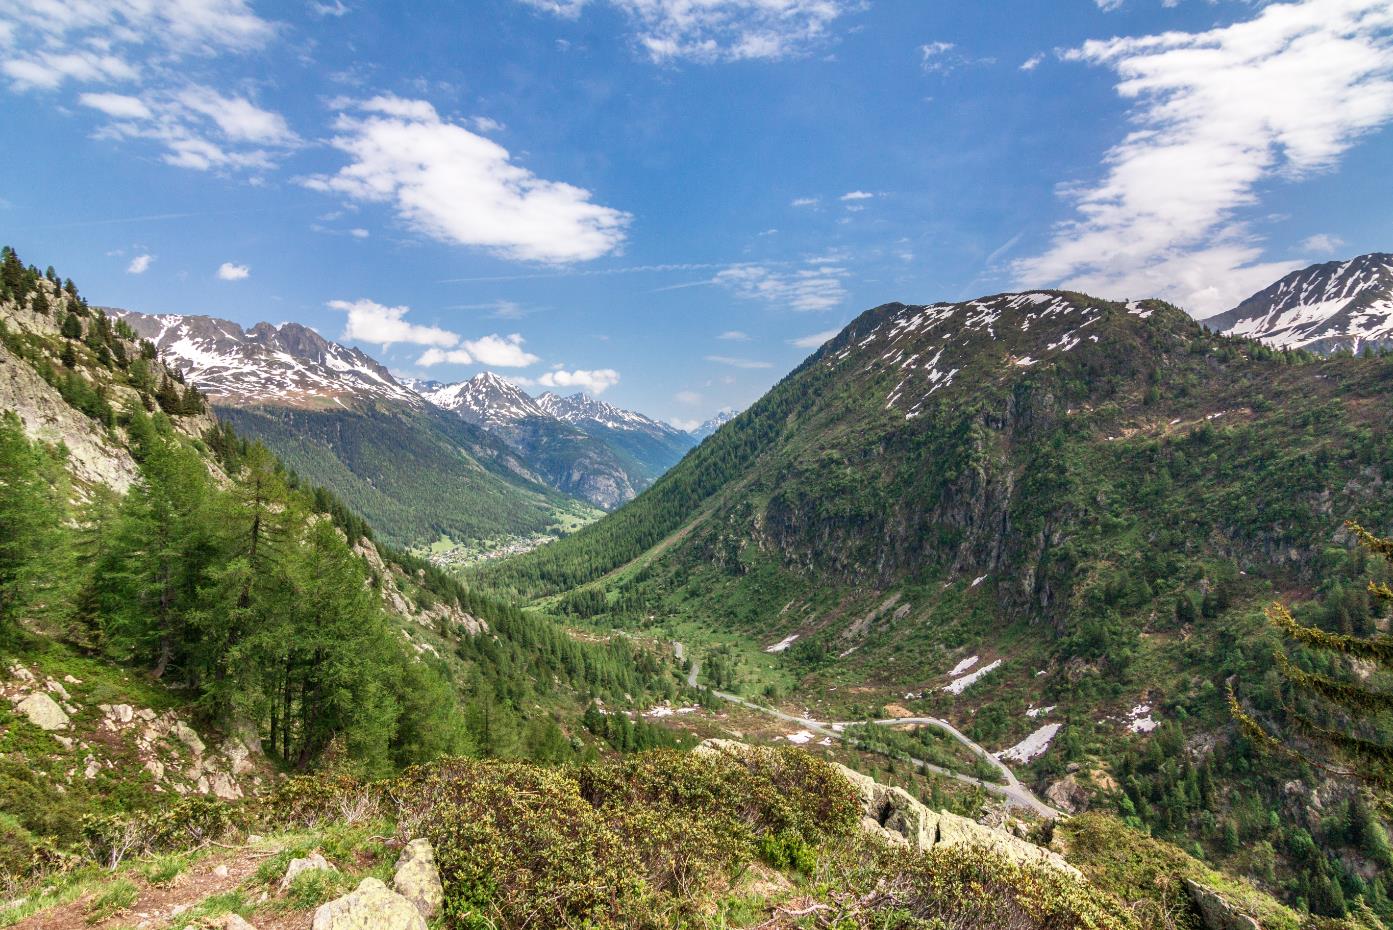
16,692 -> 69,731
393,839 -> 444,920
279,852 -> 336,892
1184,879 -> 1261,930
312,877 -> 426,930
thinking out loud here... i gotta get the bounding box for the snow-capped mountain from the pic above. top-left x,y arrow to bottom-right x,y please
537,391 -> 689,440
1203,253 -> 1393,355
690,409 -> 740,441
112,310 -> 421,409
415,372 -> 548,428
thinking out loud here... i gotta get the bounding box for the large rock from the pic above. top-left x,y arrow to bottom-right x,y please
279,852 -> 336,892
835,757 -> 1079,876
1184,879 -> 1260,930
212,915 -> 258,930
16,692 -> 69,731
312,877 -> 427,930
393,839 -> 444,920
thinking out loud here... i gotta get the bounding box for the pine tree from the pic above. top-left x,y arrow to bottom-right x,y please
60,311 -> 82,339
60,341 -> 77,369
0,413 -> 73,635
1230,520 -> 1393,791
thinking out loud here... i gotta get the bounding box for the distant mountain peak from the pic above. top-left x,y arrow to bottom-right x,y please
690,408 -> 740,440
111,310 -> 420,410
536,390 -> 682,436
1203,252 -> 1393,354
415,371 -> 547,428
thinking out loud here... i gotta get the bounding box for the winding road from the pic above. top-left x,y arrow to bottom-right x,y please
677,642 -> 1058,818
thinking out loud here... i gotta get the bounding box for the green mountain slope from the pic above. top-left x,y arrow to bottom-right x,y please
216,403 -> 595,548
481,290 -> 1393,920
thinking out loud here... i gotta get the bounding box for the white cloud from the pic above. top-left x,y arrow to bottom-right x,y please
172,86 -> 297,145
1299,233 -> 1345,254
715,263 -> 848,311
329,298 -> 457,349
1020,53 -> 1045,71
840,190 -> 875,201
535,367 -> 620,394
675,390 -> 702,405
790,328 -> 839,349
919,41 -> 956,72
521,0 -> 855,62
78,92 -> 152,119
310,0 -> 351,16
0,0 -> 274,92
415,347 -> 474,366
461,333 -> 540,367
705,355 -> 773,369
667,417 -> 701,431
1014,0 -> 1393,316
304,96 -> 629,263
216,261 -> 250,281
718,330 -> 750,341
127,253 -> 153,274
790,196 -> 819,207
350,227 -> 369,238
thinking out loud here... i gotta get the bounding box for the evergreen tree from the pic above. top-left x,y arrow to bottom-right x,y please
60,311 -> 83,339
1230,520 -> 1393,791
0,413 -> 73,636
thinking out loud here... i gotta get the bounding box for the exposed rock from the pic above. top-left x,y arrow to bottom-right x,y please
212,914 -> 258,930
16,692 -> 69,731
312,877 -> 426,930
693,739 -> 1078,877
1044,773 -> 1091,814
1184,879 -> 1260,930
208,771 -> 243,800
393,839 -> 444,920
213,864 -> 230,878
173,720 -> 206,756
279,852 -> 336,892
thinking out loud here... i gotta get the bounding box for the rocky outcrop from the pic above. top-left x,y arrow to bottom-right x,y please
1184,879 -> 1261,930
694,739 -> 1077,877
280,852 -> 337,892
312,877 -> 427,930
831,760 -> 1080,877
393,839 -> 444,920
0,339 -> 139,492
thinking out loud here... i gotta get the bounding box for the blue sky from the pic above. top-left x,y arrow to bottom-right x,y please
2,0 -> 1391,427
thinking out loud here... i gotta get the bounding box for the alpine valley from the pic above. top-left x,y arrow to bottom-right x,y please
3,243 -> 1393,930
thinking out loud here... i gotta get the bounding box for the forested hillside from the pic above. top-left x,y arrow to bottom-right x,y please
0,247 -> 689,887
480,291 -> 1393,920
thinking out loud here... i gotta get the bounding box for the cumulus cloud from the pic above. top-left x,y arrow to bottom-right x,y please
520,0 -> 856,62
127,253 -> 153,274
416,334 -> 541,368
790,328 -> 839,349
216,262 -> 250,280
704,355 -> 773,369
840,190 -> 875,201
715,263 -> 848,311
1020,53 -> 1045,71
1299,233 -> 1345,254
329,298 -> 456,348
303,96 -> 629,263
534,367 -> 620,394
1014,0 -> 1393,316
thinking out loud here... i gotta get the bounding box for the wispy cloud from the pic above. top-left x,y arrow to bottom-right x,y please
1299,233 -> 1345,255
704,355 -> 773,369
1014,0 -> 1393,315
304,95 -> 629,263
790,196 -> 819,207
520,0 -> 859,63
790,328 -> 839,349
715,263 -> 848,311
718,330 -> 750,341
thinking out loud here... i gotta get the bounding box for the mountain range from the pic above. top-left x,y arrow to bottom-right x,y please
112,309 -> 695,543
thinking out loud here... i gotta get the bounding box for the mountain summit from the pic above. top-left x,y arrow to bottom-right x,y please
1202,252 -> 1393,354
112,311 -> 422,409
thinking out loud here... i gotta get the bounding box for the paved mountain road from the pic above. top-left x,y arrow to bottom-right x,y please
676,645 -> 1058,818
